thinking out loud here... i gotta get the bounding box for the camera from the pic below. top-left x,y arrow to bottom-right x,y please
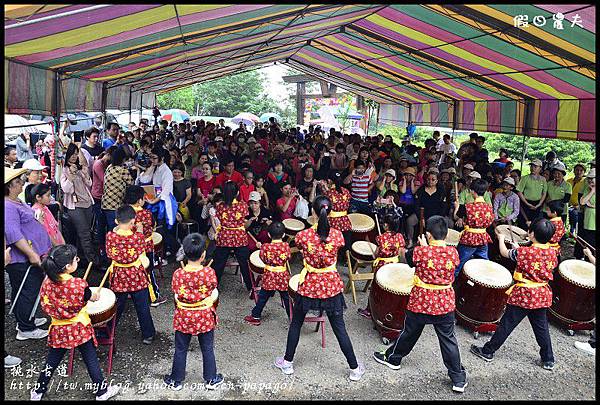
136,153 -> 152,168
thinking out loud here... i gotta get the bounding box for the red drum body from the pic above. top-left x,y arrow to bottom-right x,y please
549,260 -> 595,324
87,287 -> 117,327
490,225 -> 530,272
348,213 -> 376,243
249,250 -> 265,274
369,264 -> 414,340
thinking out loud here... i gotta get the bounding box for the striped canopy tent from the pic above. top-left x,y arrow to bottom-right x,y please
4,4 -> 595,141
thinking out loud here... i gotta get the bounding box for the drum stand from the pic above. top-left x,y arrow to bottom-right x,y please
547,309 -> 595,336
68,318 -> 117,376
344,250 -> 375,305
455,311 -> 500,339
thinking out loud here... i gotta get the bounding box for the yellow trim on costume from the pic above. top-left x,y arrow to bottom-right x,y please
49,307 -> 91,333
57,273 -> 74,282
115,228 -> 134,236
429,240 -> 447,247
463,225 -> 488,234
505,272 -> 548,295
474,196 -> 486,203
532,243 -> 551,249
264,265 -> 288,273
329,210 -> 348,218
373,256 -> 399,267
174,294 -> 216,310
413,275 -> 452,290
297,260 -> 337,285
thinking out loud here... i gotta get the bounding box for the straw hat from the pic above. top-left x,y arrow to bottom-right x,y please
530,159 -> 543,167
5,167 -> 27,184
402,167 -> 417,176
468,171 -> 481,179
384,169 -> 396,179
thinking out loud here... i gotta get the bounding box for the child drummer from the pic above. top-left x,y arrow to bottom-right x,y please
244,222 -> 291,325
164,233 -> 223,390
31,245 -> 120,401
357,214 -> 405,318
372,216 -> 467,393
124,185 -> 167,307
545,200 -> 566,256
471,218 -> 558,370
106,205 -> 156,344
455,179 -> 495,276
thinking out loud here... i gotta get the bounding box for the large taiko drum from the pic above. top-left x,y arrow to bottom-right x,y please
491,225 -> 530,271
369,263 -> 414,339
445,229 -> 461,247
249,250 -> 266,274
351,241 -> 377,262
288,274 -> 301,301
549,260 -> 595,323
283,218 -> 305,238
307,215 -> 317,227
454,259 -> 512,324
348,213 -> 376,243
152,231 -> 164,255
87,287 -> 117,327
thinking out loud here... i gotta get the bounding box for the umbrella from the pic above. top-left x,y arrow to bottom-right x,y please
162,109 -> 190,122
4,114 -> 31,135
259,112 -> 282,123
232,112 -> 260,127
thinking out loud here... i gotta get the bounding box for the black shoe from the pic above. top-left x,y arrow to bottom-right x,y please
163,375 -> 182,391
539,360 -> 555,371
452,380 -> 468,393
470,344 -> 493,362
142,335 -> 154,345
205,373 -> 224,390
372,350 -> 402,370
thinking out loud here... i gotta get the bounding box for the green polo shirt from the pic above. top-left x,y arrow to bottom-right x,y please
459,189 -> 492,205
545,180 -> 572,215
516,174 -> 547,201
580,182 -> 596,231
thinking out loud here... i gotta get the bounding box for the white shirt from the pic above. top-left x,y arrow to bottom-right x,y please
137,163 -> 173,203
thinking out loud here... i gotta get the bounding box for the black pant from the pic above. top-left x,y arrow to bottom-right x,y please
35,340 -> 106,396
6,262 -> 44,332
482,305 -> 554,363
169,330 -> 217,382
251,289 -> 290,319
146,252 -> 161,298
65,206 -> 98,265
589,329 -> 596,348
386,310 -> 466,384
518,199 -> 542,229
284,297 -> 358,369
212,246 -> 252,291
114,289 -> 156,339
574,228 -> 595,260
157,217 -> 180,255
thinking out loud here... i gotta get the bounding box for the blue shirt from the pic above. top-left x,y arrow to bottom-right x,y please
102,137 -> 116,150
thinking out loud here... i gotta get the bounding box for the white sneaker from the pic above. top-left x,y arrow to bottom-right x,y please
30,389 -> 43,401
274,357 -> 294,375
96,384 -> 120,401
16,328 -> 48,341
16,317 -> 47,331
5,355 -> 22,368
349,362 -> 366,381
574,341 -> 595,356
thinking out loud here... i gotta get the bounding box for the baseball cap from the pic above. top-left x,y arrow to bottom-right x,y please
184,140 -> 194,148
402,136 -> 410,143
132,126 -> 140,132
247,137 -> 257,143
468,171 -> 481,179
402,167 -> 417,176
463,164 -> 474,170
22,159 -> 47,171
587,168 -> 595,178
249,191 -> 261,202
215,136 -> 224,142
530,159 -> 543,167
502,177 -> 516,186
441,168 -> 456,174
551,162 -> 567,174
428,167 -> 440,174
384,169 -> 396,179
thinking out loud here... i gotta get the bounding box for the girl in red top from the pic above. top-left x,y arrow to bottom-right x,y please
545,200 -> 565,256
31,245 -> 120,401
321,172 -> 353,251
196,162 -> 216,200
164,233 -> 223,391
274,195 -> 365,382
211,181 -> 252,291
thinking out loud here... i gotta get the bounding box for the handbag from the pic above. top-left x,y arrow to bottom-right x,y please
294,195 -> 309,219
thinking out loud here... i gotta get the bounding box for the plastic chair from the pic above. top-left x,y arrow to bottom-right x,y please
288,297 -> 327,348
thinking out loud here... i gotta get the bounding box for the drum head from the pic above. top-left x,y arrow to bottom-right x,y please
249,250 -> 265,268
141,255 -> 150,269
348,213 -> 375,232
375,263 -> 414,295
152,232 -> 163,245
307,215 -> 317,226
559,260 -> 595,289
87,287 -> 116,315
283,219 -> 305,232
445,229 -> 461,246
495,225 -> 528,245
289,274 -> 300,292
463,259 -> 512,288
352,241 -> 377,257
210,288 -> 219,301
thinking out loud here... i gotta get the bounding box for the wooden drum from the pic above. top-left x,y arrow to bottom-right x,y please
288,274 -> 301,301
491,225 -> 530,271
87,287 -> 117,327
348,213 -> 376,243
549,260 -> 595,323
283,219 -> 305,238
249,250 -> 266,274
445,229 -> 461,247
454,259 -> 512,324
369,263 -> 414,340
152,232 -> 164,254
307,215 -> 317,227
351,241 -> 377,262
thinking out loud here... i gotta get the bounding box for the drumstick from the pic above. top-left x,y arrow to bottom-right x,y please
569,231 -> 596,253
82,262 -> 93,281
206,259 -> 214,267
180,261 -> 185,269
247,232 -> 259,245
97,264 -> 112,290
374,212 -> 382,236
508,220 -> 515,244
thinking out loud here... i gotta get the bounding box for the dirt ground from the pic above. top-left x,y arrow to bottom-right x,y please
3,238 -> 595,400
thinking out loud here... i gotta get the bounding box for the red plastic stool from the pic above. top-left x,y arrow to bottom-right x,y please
288,300 -> 326,348
68,318 -> 117,376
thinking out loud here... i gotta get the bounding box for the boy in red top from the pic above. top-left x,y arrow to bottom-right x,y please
358,215 -> 405,318
106,205 -> 156,344
373,216 -> 467,393
455,178 -> 494,276
545,200 -> 565,255
238,170 -> 255,203
322,172 -> 353,250
214,157 -> 243,188
163,233 -> 223,391
124,185 -> 166,307
244,222 -> 291,325
471,218 -> 558,370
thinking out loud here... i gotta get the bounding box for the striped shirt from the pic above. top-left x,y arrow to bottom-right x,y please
351,174 -> 372,202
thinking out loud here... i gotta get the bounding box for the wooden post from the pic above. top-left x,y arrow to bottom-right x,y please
296,82 -> 305,126
128,87 -> 133,123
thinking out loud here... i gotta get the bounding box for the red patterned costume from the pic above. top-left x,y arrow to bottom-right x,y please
40,274 -> 97,349
105,229 -> 148,293
294,226 -> 345,299
548,217 -> 565,252
133,206 -> 154,253
326,187 -> 352,232
373,231 -> 406,273
459,197 -> 494,246
215,199 -> 249,247
172,265 -> 218,335
259,240 -> 291,291
407,241 -> 460,315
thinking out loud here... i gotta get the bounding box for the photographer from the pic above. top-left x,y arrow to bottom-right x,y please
245,191 -> 273,250
276,181 -> 299,221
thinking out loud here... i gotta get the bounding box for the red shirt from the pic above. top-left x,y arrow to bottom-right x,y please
549,217 -> 565,251
507,244 -> 557,309
251,159 -> 269,177
277,196 -> 297,220
326,187 -> 352,232
406,243 -> 460,315
374,231 -> 405,272
239,183 -> 255,203
215,170 -> 244,188
40,276 -> 96,349
294,226 -> 345,299
172,265 -> 218,335
133,206 -> 154,253
259,240 -> 291,291
106,229 -> 149,293
215,200 -> 249,247
459,197 -> 494,246
197,176 -> 216,198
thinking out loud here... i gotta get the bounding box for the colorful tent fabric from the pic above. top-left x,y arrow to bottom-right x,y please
4,4 -> 595,141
